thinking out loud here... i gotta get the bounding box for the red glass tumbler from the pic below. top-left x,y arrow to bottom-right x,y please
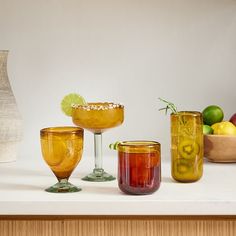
117,141 -> 161,195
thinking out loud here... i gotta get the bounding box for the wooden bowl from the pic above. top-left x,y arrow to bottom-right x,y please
204,134 -> 236,162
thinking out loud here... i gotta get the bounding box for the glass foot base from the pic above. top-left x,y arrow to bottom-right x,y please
82,168 -> 116,182
45,181 -> 81,193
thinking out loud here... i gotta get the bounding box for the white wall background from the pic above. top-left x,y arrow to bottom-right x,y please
0,0 -> 236,160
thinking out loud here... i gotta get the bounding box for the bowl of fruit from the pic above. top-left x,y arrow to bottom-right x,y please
203,106 -> 236,162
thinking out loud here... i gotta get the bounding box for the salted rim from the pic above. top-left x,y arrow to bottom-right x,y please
72,102 -> 124,111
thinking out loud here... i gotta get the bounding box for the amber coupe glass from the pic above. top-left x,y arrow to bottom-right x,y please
40,127 -> 84,193
72,102 -> 124,182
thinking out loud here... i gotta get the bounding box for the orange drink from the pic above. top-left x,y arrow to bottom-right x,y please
40,126 -> 84,192
72,102 -> 124,182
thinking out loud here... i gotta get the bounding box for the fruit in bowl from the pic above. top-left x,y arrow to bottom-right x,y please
202,105 -> 224,126
211,121 -> 236,135
230,113 -> 236,126
202,105 -> 236,136
202,105 -> 236,162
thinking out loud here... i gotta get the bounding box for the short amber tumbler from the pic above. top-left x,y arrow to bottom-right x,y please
117,141 -> 161,195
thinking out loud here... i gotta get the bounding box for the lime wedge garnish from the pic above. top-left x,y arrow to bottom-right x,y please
109,141 -> 121,150
61,93 -> 87,116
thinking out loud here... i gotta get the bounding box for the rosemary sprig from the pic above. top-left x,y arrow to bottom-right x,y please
159,98 -> 192,135
158,98 -> 178,115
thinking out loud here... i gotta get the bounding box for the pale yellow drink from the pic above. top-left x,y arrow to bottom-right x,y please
171,111 -> 203,182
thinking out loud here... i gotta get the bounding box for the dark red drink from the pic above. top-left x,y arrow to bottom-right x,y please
118,141 -> 161,195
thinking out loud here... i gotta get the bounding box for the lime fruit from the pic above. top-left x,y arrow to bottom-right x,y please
202,105 -> 224,126
203,125 -> 213,135
212,121 -> 236,135
61,93 -> 87,116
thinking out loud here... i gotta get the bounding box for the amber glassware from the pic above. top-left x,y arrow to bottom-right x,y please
171,111 -> 203,182
72,102 -> 124,182
40,126 -> 84,193
117,141 -> 161,195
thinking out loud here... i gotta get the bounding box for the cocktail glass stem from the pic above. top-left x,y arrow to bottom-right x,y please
94,133 -> 103,170
82,133 -> 116,182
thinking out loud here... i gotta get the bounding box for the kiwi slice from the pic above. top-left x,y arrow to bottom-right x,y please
173,158 -> 193,180
178,139 -> 200,159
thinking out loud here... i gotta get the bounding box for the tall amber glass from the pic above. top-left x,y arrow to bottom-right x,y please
118,141 -> 161,195
72,102 -> 124,182
171,112 -> 203,182
40,127 -> 84,193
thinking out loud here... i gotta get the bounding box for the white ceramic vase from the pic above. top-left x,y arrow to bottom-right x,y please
0,50 -> 23,162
